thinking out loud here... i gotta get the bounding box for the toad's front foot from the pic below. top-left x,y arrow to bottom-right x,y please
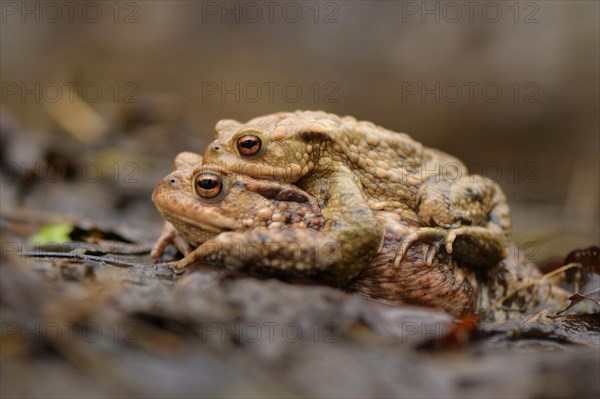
171,239 -> 226,271
151,221 -> 192,259
395,226 -> 507,268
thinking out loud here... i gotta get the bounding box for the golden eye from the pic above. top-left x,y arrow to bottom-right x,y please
237,134 -> 262,157
194,173 -> 223,199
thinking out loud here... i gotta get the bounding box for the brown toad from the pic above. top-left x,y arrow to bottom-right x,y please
151,151 -> 332,276
152,153 -> 561,320
202,111 -> 511,285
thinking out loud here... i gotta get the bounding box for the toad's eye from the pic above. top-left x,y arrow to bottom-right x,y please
194,173 -> 223,199
237,134 -> 262,157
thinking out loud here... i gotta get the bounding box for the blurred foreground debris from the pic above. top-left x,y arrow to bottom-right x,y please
1,216 -> 599,398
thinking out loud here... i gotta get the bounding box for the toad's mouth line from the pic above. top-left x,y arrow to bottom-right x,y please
157,208 -> 240,233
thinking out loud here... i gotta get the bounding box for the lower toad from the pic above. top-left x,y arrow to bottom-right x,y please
152,152 -> 567,320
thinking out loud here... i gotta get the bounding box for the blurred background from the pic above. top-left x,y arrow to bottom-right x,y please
1,0 -> 598,259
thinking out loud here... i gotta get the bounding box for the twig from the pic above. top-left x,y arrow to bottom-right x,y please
22,250 -> 142,268
483,263 -> 582,313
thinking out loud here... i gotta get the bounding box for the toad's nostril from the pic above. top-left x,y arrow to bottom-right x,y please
212,145 -> 221,151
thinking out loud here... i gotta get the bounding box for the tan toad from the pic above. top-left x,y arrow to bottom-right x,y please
202,111 -> 512,285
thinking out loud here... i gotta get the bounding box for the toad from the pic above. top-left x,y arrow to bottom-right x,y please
152,153 -> 562,320
202,111 -> 512,286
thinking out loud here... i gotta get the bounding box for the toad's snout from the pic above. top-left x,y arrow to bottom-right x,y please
205,143 -> 222,157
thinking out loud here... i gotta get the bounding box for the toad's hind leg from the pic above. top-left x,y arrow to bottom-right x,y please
395,226 -> 508,268
397,175 -> 511,268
